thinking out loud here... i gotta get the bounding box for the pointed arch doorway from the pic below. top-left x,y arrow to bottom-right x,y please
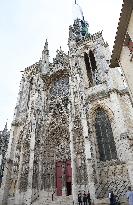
56,160 -> 72,196
45,122 -> 72,196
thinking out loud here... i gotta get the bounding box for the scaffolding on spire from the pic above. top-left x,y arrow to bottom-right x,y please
73,0 -> 84,20
73,0 -> 89,37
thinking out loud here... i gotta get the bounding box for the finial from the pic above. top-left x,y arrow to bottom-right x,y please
44,38 -> 48,50
42,39 -> 49,56
4,121 -> 8,131
42,39 -> 49,65
45,38 -> 48,45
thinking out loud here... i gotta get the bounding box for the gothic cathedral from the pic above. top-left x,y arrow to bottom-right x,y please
1,13 -> 133,205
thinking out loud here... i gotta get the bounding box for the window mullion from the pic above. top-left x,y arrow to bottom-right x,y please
95,108 -> 117,162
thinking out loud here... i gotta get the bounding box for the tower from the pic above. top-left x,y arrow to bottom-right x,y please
68,9 -> 133,204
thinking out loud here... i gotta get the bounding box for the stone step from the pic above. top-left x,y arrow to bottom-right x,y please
32,194 -> 73,205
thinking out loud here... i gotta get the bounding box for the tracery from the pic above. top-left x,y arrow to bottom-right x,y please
95,108 -> 117,161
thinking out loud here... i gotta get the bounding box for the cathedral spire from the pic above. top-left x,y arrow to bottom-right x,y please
44,38 -> 48,51
70,0 -> 89,40
4,121 -> 8,132
2,121 -> 9,137
5,121 -> 7,129
41,39 -> 49,72
42,39 -> 49,60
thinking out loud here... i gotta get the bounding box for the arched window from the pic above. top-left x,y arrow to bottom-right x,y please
84,51 -> 98,87
27,77 -> 33,109
95,108 -> 117,162
84,52 -> 93,86
89,50 -> 97,83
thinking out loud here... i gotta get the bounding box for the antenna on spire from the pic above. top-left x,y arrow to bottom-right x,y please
75,0 -> 76,4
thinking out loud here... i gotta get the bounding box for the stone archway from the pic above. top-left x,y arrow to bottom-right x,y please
42,125 -> 72,196
87,103 -> 131,199
41,103 -> 72,196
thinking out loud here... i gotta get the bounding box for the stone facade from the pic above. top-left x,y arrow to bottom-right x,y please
1,18 -> 133,205
0,123 -> 10,188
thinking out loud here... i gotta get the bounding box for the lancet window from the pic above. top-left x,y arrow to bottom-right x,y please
95,108 -> 117,162
84,51 -> 98,87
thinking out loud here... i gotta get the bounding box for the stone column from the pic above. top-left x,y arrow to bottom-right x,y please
81,116 -> 96,200
0,125 -> 17,205
69,73 -> 79,203
69,111 -> 78,203
23,116 -> 36,205
14,149 -> 24,205
38,145 -> 42,194
0,160 -> 13,205
69,131 -> 78,203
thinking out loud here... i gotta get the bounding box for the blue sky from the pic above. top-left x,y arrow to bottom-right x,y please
0,0 -> 122,130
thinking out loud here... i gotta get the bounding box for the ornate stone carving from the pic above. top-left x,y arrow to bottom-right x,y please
96,162 -> 130,199
72,116 -> 88,185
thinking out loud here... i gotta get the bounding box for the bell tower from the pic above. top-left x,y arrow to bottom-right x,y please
68,22 -> 111,89
68,1 -> 112,203
68,2 -> 94,203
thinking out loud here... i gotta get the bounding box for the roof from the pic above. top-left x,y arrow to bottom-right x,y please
110,0 -> 133,68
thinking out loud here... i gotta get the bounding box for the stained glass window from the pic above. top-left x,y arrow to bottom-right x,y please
95,108 -> 117,161
49,77 -> 69,99
49,77 -> 69,112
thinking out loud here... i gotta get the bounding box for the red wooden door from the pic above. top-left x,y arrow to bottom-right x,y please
56,161 -> 62,196
66,160 -> 72,182
66,160 -> 72,195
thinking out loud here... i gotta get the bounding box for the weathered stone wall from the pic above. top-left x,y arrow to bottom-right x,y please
86,72 -> 133,201
0,124 -> 10,187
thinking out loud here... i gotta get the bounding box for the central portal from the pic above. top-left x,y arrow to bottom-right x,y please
56,160 -> 72,196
